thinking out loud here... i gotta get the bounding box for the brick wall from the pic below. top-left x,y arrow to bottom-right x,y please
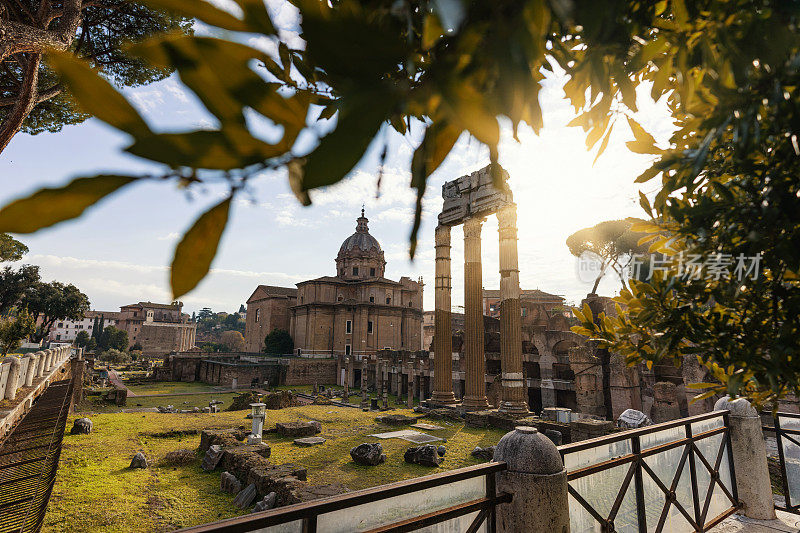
285,358 -> 337,385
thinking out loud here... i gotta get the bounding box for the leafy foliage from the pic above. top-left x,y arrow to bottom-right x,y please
75,330 -> 91,348
0,264 -> 39,315
263,328 -> 293,355
219,330 -> 245,352
98,348 -> 131,365
97,326 -> 129,352
0,234 -> 28,262
21,281 -> 90,342
3,0 -> 800,404
0,308 -> 35,355
0,0 -> 190,146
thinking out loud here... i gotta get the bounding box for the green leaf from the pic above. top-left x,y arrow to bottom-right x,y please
141,0 -> 258,33
593,125 -> 612,164
626,116 -> 662,154
171,197 -> 231,299
0,176 -> 137,233
231,0 -> 275,34
126,129 -> 288,170
300,90 -> 395,190
47,52 -> 150,138
639,191 -> 653,215
635,166 -> 660,183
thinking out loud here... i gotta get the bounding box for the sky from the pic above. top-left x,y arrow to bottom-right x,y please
0,2 -> 674,315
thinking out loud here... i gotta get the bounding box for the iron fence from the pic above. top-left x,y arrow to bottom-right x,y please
177,461 -> 510,533
558,411 -> 739,533
0,378 -> 74,533
762,411 -> 800,515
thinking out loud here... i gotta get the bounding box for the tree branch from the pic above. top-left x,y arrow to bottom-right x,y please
0,53 -> 41,153
0,0 -> 82,61
0,83 -> 62,107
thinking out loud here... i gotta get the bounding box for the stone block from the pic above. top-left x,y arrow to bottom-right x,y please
294,437 -> 326,447
221,471 -> 242,494
201,445 -> 225,471
464,410 -> 492,428
233,483 -> 259,509
199,428 -> 245,452
350,443 -> 385,466
275,421 -> 319,438
404,445 -> 441,467
570,419 -> 616,443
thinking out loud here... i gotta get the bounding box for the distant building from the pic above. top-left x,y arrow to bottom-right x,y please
482,288 -> 565,319
244,286 -> 298,352
115,301 -> 196,356
244,210 -> 424,356
47,310 -> 119,343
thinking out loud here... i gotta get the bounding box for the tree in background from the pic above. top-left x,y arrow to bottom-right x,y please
219,330 -> 245,352
263,329 -> 293,356
0,1 -> 190,152
1,1 -> 800,404
97,326 -> 128,352
0,264 -> 39,315
0,234 -> 27,262
22,281 -> 89,342
566,218 -> 649,294
75,330 -> 90,348
97,348 -> 130,365
197,307 -> 213,320
91,315 -> 105,341
0,308 -> 35,355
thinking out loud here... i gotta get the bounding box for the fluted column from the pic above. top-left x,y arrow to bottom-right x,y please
463,217 -> 488,410
432,225 -> 457,404
498,204 -> 528,414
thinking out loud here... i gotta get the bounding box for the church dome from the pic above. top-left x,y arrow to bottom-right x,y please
335,209 -> 386,280
338,208 -> 382,254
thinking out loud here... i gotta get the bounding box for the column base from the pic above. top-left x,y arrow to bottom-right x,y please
497,401 -> 530,416
430,392 -> 458,405
462,396 -> 489,411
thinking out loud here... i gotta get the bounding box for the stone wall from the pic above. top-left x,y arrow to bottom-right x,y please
285,359 -> 337,386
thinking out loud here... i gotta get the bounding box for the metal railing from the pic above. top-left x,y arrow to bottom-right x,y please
762,411 -> 800,515
177,461 -> 510,533
0,378 -> 74,533
558,411 -> 739,533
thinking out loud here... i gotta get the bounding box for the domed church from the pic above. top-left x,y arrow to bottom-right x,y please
244,209 -> 424,356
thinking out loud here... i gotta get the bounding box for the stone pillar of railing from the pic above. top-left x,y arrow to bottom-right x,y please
23,353 -> 37,387
3,356 -> 21,400
44,349 -> 53,372
494,426 -> 570,532
714,396 -> 776,520
71,349 -> 86,412
34,351 -> 44,377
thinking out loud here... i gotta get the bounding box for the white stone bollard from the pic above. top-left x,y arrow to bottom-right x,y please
494,426 -> 570,532
23,353 -> 37,387
714,396 -> 776,520
35,350 -> 44,374
3,356 -> 22,400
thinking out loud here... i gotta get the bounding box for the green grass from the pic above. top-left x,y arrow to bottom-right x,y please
46,405 -> 506,532
126,382 -> 225,395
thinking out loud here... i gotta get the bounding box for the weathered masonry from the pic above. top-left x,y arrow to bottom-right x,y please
432,165 -> 527,414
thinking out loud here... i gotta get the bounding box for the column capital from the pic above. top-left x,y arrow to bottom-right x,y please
497,203 -> 518,228
463,216 -> 484,238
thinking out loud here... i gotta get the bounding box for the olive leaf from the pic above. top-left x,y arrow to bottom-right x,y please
0,176 -> 137,233
171,197 -> 231,299
47,52 -> 151,139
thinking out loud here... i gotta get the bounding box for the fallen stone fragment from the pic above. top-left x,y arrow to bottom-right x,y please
294,437 -> 326,447
129,452 -> 148,469
221,471 -> 242,494
233,483 -> 259,509
201,444 -> 224,471
252,492 -> 277,513
404,445 -> 441,467
471,446 -> 495,461
70,418 -> 93,435
350,443 -> 386,466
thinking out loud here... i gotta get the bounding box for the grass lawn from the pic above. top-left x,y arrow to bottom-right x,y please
45,405 -> 506,532
125,382 -> 225,395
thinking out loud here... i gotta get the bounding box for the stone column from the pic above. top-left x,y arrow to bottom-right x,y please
462,217 -> 488,411
495,427 -> 570,532
407,362 -> 415,409
342,357 -> 350,403
714,396 -> 776,519
418,360 -> 426,405
432,224 -> 457,404
497,204 -> 527,414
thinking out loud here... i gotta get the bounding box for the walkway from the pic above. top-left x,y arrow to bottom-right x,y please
713,510 -> 800,532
